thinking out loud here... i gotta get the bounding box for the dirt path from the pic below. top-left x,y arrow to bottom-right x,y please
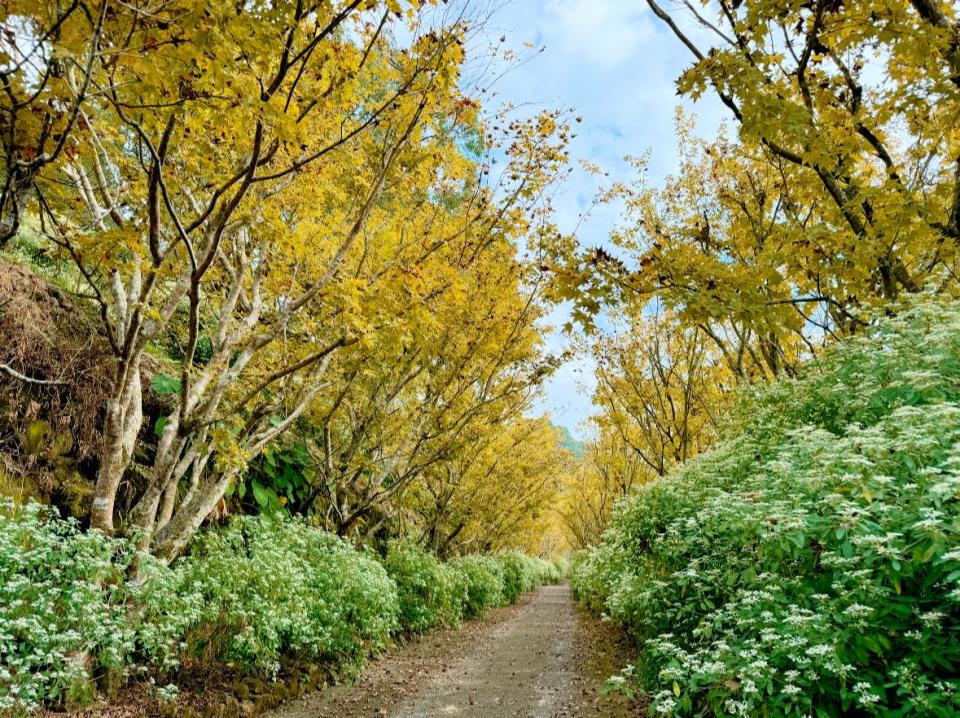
266,583 -> 640,718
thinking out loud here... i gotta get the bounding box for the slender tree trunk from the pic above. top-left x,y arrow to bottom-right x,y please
129,414 -> 188,548
151,470 -> 235,562
90,358 -> 143,533
157,481 -> 179,530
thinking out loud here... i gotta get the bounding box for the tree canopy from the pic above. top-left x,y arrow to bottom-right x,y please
1,0 -> 572,560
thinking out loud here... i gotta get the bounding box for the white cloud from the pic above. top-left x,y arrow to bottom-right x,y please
473,0 -> 731,439
539,0 -> 652,69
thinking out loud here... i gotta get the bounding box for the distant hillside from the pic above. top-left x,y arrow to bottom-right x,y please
555,424 -> 586,458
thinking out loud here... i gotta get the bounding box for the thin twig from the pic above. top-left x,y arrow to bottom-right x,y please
0,362 -> 66,386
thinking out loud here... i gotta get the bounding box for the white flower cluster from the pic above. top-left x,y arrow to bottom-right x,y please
0,501 -> 136,711
573,301 -> 960,716
3,505 -> 559,712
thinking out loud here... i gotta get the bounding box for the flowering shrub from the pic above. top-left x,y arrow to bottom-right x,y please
551,555 -> 570,579
141,518 -> 400,675
574,302 -> 960,716
382,541 -> 468,633
570,546 -> 619,613
0,501 -> 135,711
496,551 -> 562,604
450,555 -> 506,616
0,507 -> 557,713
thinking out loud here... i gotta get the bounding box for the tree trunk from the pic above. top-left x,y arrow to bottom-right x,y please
128,414 -> 188,548
150,470 -> 235,563
90,358 -> 143,533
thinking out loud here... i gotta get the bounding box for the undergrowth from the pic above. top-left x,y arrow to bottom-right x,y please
574,302 -> 960,716
0,506 -> 560,713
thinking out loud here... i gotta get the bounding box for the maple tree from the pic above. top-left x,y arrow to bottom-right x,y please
559,308 -> 727,549
408,417 -> 568,556
592,307 -> 724,476
304,231 -> 560,541
0,0 -> 572,560
558,429 -> 644,550
556,0 -> 960,363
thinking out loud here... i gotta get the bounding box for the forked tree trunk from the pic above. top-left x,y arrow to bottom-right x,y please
128,412 -> 190,549
150,470 -> 236,562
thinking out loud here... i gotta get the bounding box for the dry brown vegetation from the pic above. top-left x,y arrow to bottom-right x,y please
0,259 -> 110,512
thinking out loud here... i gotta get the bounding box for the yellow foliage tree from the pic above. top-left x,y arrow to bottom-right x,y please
559,308 -> 728,549
408,417 -> 569,556
305,230 -> 561,540
0,1 -> 571,559
555,0 -> 960,363
592,308 -> 725,476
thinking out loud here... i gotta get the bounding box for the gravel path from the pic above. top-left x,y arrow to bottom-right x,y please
267,583 -> 640,718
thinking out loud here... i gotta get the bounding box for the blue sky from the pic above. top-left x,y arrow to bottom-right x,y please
467,0 -> 727,439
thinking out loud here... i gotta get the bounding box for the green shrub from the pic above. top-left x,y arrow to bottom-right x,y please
444,562 -> 471,624
551,555 -> 570,580
0,510 -> 399,711
574,302 -> 960,716
0,502 -> 553,713
141,517 -> 399,675
569,548 -> 616,613
495,551 -> 559,603
450,555 -> 506,616
0,501 -> 136,712
496,552 -> 529,604
382,541 -> 467,633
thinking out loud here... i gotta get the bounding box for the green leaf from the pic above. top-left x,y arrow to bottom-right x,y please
251,479 -> 278,512
154,415 -> 169,438
151,373 -> 182,396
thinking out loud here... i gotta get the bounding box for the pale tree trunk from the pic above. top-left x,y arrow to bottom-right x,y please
90,357 -> 143,533
128,409 -> 191,549
89,258 -> 192,535
137,348 -> 336,562
122,108 -> 425,560
151,468 -> 235,562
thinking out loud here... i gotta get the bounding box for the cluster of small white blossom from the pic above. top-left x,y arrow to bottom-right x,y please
0,501 -> 137,711
3,505 -> 560,712
573,302 -> 960,716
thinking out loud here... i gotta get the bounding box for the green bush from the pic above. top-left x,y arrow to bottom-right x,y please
450,555 -> 506,616
497,552 -> 530,603
496,551 -> 560,603
570,548 -> 615,613
551,555 -> 570,579
381,545 -> 560,632
0,501 -> 136,712
574,302 -> 960,716
141,517 -> 399,675
382,541 -> 467,633
0,511 -> 399,711
0,505 -> 554,713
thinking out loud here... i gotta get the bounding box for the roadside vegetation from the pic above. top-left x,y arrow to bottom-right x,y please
557,0 -> 960,715
0,2 -> 571,713
1,501 -> 561,713
4,0 -> 960,716
573,303 -> 960,715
